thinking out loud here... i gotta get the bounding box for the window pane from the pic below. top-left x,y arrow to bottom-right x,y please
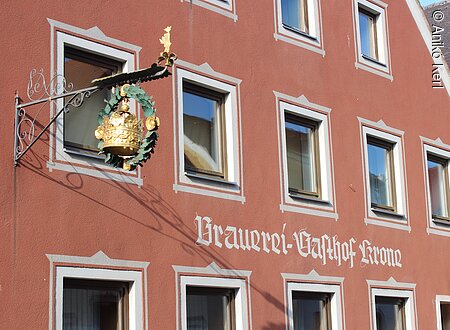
359,10 -> 376,59
183,87 -> 224,177
292,292 -> 330,330
441,303 -> 450,330
285,116 -> 317,195
187,287 -> 233,330
63,279 -> 127,330
428,158 -> 448,218
64,49 -> 120,153
368,141 -> 394,208
281,0 -> 308,33
375,297 -> 405,330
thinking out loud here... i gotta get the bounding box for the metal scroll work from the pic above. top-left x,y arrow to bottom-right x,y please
14,69 -> 99,165
14,26 -> 176,167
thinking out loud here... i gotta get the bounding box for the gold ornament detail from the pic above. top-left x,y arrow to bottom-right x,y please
95,95 -> 143,157
145,116 -> 160,131
157,26 -> 176,67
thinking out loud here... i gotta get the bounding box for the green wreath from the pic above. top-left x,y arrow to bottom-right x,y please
97,85 -> 158,171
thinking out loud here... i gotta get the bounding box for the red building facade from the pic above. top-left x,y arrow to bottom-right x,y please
1,0 -> 450,329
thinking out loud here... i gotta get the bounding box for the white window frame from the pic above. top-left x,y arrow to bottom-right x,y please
353,0 -> 393,80
273,0 -> 325,55
282,270 -> 345,330
359,118 -> 409,231
436,295 -> 450,330
421,137 -> 450,237
276,92 -> 337,220
173,60 -> 244,203
173,262 -> 252,330
180,0 -> 237,21
47,251 -> 149,330
370,288 -> 415,330
48,19 -> 143,186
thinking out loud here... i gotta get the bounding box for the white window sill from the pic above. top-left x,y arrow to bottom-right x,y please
355,61 -> 393,81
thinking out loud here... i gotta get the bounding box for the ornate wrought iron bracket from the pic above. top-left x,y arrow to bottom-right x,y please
14,63 -> 174,166
14,26 -> 177,167
14,69 -> 101,166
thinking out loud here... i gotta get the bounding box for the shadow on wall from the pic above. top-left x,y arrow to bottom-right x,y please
262,322 -> 286,330
13,141 -> 288,319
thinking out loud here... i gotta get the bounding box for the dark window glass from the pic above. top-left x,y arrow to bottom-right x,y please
187,287 -> 235,330
281,0 -> 309,34
375,296 -> 406,330
292,291 -> 331,330
441,303 -> 450,330
368,138 -> 395,210
427,155 -> 449,219
64,48 -> 121,154
63,278 -> 129,330
183,83 -> 226,178
285,114 -> 319,197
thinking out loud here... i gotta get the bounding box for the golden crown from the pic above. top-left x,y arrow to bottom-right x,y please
95,101 -> 143,157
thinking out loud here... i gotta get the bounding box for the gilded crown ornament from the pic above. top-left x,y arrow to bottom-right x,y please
92,26 -> 175,171
95,90 -> 143,157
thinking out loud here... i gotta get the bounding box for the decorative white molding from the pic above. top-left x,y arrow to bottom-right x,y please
176,60 -> 242,84
272,0 -> 325,56
282,269 -> 344,284
47,18 -> 142,52
180,0 -> 238,21
173,262 -> 252,330
173,60 -> 245,202
436,295 -> 450,330
47,251 -> 149,330
173,261 -> 252,278
273,91 -> 332,114
367,277 -> 416,289
275,92 -> 338,219
282,270 -> 346,330
357,117 -> 404,136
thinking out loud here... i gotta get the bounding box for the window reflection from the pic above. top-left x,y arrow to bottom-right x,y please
285,114 -> 318,196
427,156 -> 449,219
368,139 -> 394,210
183,83 -> 225,178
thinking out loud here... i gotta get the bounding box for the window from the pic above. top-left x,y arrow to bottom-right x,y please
186,286 -> 236,330
50,19 -> 141,185
173,262 -> 251,330
274,0 -> 324,55
292,291 -> 331,329
367,137 -> 396,211
277,93 -> 337,219
285,114 -> 320,198
359,9 -> 379,61
63,47 -> 122,156
63,279 -> 129,330
281,0 -> 310,34
283,271 -> 344,330
436,296 -> 450,330
180,0 -> 237,21
427,154 -> 449,221
174,62 -> 244,203
47,251 -> 148,330
422,138 -> 450,236
360,119 -> 409,231
353,0 -> 392,80
369,284 -> 416,330
183,83 -> 226,179
375,296 -> 406,330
